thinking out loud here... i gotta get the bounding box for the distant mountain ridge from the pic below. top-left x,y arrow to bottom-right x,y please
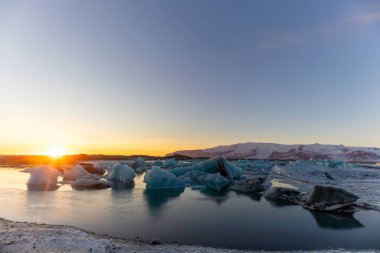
167,142 -> 380,162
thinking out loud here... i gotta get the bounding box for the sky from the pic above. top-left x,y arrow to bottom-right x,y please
1,0 -> 380,155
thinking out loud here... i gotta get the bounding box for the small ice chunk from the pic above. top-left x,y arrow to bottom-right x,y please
21,165 -> 61,191
271,165 -> 285,175
107,163 -> 136,183
144,166 -> 185,189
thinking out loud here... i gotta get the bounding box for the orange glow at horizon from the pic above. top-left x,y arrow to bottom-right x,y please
45,145 -> 67,158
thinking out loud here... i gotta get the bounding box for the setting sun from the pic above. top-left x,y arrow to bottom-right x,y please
46,145 -> 67,158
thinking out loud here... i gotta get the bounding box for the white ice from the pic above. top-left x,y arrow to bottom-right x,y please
71,178 -> 111,190
21,165 -> 61,191
63,164 -> 92,181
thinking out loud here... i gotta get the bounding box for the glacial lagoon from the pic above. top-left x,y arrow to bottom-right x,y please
1,165 -> 380,251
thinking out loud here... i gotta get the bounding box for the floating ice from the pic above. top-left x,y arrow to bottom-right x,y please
153,160 -> 164,166
71,178 -> 111,190
267,161 -> 380,209
169,156 -> 242,180
197,173 -> 229,185
163,158 -> 176,167
107,163 -> 136,183
79,163 -> 106,175
271,165 -> 286,176
63,164 -> 91,181
144,166 -> 185,189
264,186 -> 301,200
21,165 -> 61,191
178,170 -> 205,185
132,157 -> 149,173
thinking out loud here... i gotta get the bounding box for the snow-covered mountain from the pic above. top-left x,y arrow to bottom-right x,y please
167,142 -> 380,162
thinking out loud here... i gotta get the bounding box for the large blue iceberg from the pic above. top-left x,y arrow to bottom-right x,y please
107,163 -> 136,183
169,156 -> 242,180
144,166 -> 185,189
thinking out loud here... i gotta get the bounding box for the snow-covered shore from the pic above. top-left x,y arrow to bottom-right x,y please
0,218 -> 249,253
1,218 -> 379,253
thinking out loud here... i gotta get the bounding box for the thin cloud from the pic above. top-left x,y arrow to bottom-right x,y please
255,9 -> 380,49
345,12 -> 380,24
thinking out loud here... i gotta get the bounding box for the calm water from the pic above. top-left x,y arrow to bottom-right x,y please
1,167 -> 380,251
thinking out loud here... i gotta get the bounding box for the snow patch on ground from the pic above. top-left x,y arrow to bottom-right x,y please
1,218 -> 379,253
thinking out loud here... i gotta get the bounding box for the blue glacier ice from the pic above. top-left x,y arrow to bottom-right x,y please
169,156 -> 242,180
132,157 -> 149,173
107,163 -> 136,183
144,166 -> 185,189
163,158 -> 176,167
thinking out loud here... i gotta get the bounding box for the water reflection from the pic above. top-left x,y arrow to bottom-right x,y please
234,191 -> 262,202
2,167 -> 380,250
111,181 -> 135,191
309,211 -> 364,230
197,186 -> 231,205
143,188 -> 185,213
266,198 -> 298,207
26,190 -> 60,221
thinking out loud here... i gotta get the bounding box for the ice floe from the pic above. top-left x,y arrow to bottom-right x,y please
63,164 -> 91,181
107,163 -> 136,184
132,157 -> 149,173
163,158 -> 176,167
144,166 -> 185,189
169,156 -> 242,180
71,178 -> 111,190
21,165 -> 61,191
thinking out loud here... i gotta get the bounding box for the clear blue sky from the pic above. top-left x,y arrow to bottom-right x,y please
1,0 -> 380,155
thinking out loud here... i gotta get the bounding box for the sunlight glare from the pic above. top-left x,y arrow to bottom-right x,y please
46,145 -> 67,158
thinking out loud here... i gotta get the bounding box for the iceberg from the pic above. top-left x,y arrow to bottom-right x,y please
163,158 -> 176,167
169,156 -> 242,180
132,157 -> 149,173
177,170 -> 229,188
197,173 -> 229,185
63,164 -> 91,181
230,178 -> 266,193
71,178 -> 111,190
304,185 -> 359,214
178,170 -> 205,185
107,163 -> 136,183
21,165 -> 61,191
264,186 -> 301,201
144,166 -> 185,189
153,160 -> 164,166
79,162 -> 106,175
